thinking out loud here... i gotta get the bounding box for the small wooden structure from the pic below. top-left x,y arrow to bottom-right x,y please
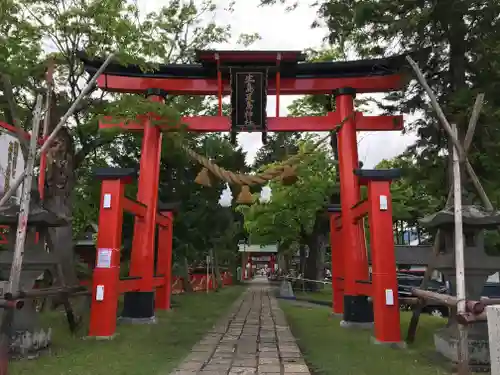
74,223 -> 98,270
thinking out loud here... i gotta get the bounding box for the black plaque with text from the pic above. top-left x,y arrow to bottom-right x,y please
230,67 -> 268,131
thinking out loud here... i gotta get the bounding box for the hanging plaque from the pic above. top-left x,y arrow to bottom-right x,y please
230,67 -> 267,131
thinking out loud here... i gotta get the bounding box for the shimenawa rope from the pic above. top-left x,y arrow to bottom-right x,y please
182,114 -> 352,186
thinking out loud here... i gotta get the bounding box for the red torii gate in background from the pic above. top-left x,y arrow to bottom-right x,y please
80,49 -> 406,344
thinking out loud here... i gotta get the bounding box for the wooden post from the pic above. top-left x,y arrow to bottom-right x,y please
7,95 -> 43,294
406,93 -> 485,343
452,123 -> 469,375
0,95 -> 43,375
406,56 -> 490,210
38,58 -> 55,198
206,255 -> 210,294
405,56 -> 465,159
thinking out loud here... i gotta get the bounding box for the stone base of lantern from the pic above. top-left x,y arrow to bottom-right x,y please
434,325 -> 490,367
10,328 -> 52,360
0,296 -> 52,359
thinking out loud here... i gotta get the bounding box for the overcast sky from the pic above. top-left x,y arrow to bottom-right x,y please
1,0 -> 419,199
139,0 -> 418,167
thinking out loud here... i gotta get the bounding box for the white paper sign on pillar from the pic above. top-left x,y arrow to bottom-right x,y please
97,248 -> 112,268
96,285 -> 105,301
103,193 -> 112,208
379,195 -> 388,211
385,289 -> 394,306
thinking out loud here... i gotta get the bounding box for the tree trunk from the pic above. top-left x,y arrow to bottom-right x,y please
212,248 -> 222,290
303,216 -> 329,291
44,125 -> 78,288
299,243 -> 306,276
277,243 -> 289,273
180,256 -> 193,293
317,234 -> 327,279
283,253 -> 291,273
305,236 -> 324,292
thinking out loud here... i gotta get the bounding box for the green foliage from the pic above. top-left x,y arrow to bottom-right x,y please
238,135 -> 337,252
0,0 -> 263,267
376,157 -> 441,221
315,0 -> 500,210
0,1 -> 43,87
260,0 -> 500,220
285,48 -> 343,117
253,132 -> 302,169
236,33 -> 262,47
102,96 -> 182,129
1,0 -> 235,137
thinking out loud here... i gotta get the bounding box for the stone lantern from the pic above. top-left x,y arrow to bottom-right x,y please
419,205 -> 500,367
0,189 -> 65,358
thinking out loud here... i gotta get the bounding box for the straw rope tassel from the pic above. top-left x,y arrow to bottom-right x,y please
236,185 -> 254,205
194,167 -> 212,187
279,165 -> 298,185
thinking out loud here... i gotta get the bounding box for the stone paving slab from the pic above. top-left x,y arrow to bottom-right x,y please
168,277 -> 310,375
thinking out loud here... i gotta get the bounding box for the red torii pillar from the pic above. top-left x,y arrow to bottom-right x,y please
352,169 -> 402,344
328,204 -> 344,316
155,209 -> 174,310
334,87 -> 373,326
120,89 -> 165,323
240,252 -> 245,281
247,254 -> 253,279
89,168 -> 135,338
269,254 -> 276,272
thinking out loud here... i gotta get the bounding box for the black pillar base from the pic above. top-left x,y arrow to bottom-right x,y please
119,291 -> 156,324
342,295 -> 374,323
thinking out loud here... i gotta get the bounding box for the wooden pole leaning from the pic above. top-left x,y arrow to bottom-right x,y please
0,53 -> 116,208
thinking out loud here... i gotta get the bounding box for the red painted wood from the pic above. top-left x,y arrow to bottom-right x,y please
97,74 -> 403,95
99,113 -> 404,133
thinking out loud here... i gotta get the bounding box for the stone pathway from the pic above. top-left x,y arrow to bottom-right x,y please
170,277 -> 310,375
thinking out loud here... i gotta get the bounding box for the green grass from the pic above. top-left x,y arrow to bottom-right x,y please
10,286 -> 245,375
280,300 -> 449,375
294,288 -> 332,303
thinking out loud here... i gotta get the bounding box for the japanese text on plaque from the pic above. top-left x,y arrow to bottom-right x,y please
244,73 -> 256,127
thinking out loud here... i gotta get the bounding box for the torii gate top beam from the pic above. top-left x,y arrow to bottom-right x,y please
77,49 -> 418,135
78,49 -> 408,95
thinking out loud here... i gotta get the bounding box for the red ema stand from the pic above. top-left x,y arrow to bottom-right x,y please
80,49 -> 407,342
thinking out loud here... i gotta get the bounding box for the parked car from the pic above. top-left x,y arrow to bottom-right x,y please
482,282 -> 500,299
445,281 -> 500,299
397,275 -> 450,317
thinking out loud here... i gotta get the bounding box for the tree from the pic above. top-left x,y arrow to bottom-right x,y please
238,136 -> 337,286
261,0 -> 500,210
376,156 -> 441,222
157,134 -> 249,265
0,0 -> 242,286
253,132 -> 301,169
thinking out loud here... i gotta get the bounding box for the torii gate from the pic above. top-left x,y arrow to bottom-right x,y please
80,49 -> 406,344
